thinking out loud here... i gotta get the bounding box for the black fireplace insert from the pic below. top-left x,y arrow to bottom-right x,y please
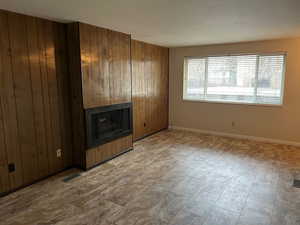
85,103 -> 132,148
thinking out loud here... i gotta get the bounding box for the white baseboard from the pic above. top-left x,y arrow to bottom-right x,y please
168,125 -> 300,147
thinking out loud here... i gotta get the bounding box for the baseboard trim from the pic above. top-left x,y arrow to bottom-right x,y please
133,127 -> 168,142
169,125 -> 300,147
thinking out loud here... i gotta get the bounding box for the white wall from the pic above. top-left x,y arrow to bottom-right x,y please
169,38 -> 300,143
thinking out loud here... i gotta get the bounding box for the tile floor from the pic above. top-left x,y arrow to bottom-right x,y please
1,130 -> 300,225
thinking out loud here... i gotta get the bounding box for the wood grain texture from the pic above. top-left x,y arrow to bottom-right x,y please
10,13 -> 39,185
77,23 -> 131,109
43,19 -> 63,174
0,95 -> 10,193
160,47 -> 169,129
0,9 -> 72,194
86,135 -> 133,169
26,16 -> 50,179
131,40 -> 146,140
79,23 -> 93,108
144,43 -> 154,135
131,40 -> 169,141
67,23 -> 86,168
109,31 -> 131,105
0,10 -> 24,191
67,22 -> 133,170
53,23 -> 73,169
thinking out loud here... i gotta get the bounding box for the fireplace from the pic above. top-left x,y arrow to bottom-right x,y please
85,103 -> 132,148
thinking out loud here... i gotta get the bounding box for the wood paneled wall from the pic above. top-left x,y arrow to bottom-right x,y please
0,10 -> 72,194
86,135 -> 132,169
72,22 -> 131,109
132,40 -> 169,141
0,10 -> 168,194
67,22 -> 132,169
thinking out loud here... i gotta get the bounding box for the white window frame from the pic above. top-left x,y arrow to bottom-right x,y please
183,53 -> 286,107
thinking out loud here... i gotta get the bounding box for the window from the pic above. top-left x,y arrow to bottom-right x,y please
183,54 -> 285,105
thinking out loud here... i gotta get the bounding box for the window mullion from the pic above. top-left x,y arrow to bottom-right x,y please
254,55 -> 259,102
183,58 -> 188,99
204,58 -> 208,99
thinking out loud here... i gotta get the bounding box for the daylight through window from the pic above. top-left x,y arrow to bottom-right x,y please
183,54 -> 285,105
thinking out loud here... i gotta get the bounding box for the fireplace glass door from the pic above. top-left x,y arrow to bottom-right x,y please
86,103 -> 132,148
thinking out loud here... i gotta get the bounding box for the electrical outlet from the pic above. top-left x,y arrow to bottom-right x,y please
8,163 -> 15,173
56,149 -> 62,158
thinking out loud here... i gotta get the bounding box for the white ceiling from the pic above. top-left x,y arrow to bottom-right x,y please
1,0 -> 300,47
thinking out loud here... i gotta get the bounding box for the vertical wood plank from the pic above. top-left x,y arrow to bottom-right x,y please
86,149 -> 96,169
37,19 -> 55,174
96,27 -> 111,106
161,48 -> 169,129
0,10 -> 12,193
53,23 -> 73,168
43,20 -> 63,173
67,23 -> 86,168
109,30 -> 122,104
131,40 -> 169,140
77,23 -> 131,109
156,46 -> 164,131
0,11 -> 24,190
121,33 -> 132,103
26,16 -> 49,178
80,23 -> 93,109
109,31 -> 131,105
132,40 -> 146,140
144,43 -> 154,134
79,23 -> 112,109
91,25 -> 110,107
0,10 -> 73,193
7,12 -> 38,185
89,24 -> 100,108
152,45 -> 160,132
0,97 -> 10,193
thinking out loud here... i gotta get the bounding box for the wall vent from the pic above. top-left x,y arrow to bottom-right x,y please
63,173 -> 81,182
293,179 -> 300,188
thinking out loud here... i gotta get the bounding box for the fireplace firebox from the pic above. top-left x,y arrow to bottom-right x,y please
85,103 -> 132,148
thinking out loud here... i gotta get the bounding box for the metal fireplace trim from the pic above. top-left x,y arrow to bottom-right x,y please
85,102 -> 133,149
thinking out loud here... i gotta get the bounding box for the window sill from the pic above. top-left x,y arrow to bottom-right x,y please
182,98 -> 283,107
